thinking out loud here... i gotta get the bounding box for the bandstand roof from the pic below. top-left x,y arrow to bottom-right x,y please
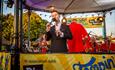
24,0 -> 115,13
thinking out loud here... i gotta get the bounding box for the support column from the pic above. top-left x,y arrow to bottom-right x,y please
28,9 -> 31,48
103,11 -> 107,40
11,0 -> 20,70
19,0 -> 23,52
0,0 -> 3,50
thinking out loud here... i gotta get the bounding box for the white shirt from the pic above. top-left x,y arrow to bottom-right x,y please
55,22 -> 64,37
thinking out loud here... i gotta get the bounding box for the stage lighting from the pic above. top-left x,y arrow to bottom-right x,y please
62,17 -> 67,24
97,17 -> 104,22
7,0 -> 14,8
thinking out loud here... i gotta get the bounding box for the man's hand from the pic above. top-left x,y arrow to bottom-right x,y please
55,30 -> 64,37
46,23 -> 51,32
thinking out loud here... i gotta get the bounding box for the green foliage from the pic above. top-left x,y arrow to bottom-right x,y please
2,12 -> 48,43
23,12 -> 48,40
2,14 -> 14,41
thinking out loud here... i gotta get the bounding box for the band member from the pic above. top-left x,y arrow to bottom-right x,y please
67,19 -> 91,53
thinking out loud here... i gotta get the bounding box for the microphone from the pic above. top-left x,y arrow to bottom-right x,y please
50,18 -> 57,23
49,18 -> 57,26
46,18 -> 57,32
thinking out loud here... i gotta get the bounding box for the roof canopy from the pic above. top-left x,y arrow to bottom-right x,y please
24,0 -> 115,13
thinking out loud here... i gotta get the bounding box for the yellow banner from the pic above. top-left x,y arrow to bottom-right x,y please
0,52 -> 11,70
67,16 -> 103,28
20,54 -> 115,70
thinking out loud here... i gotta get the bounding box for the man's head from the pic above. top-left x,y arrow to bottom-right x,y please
51,10 -> 60,22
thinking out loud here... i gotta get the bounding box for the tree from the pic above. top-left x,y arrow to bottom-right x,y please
2,11 -> 48,44
2,14 -> 14,42
23,12 -> 48,40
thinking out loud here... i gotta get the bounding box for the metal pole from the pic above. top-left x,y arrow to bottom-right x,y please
19,0 -> 23,52
0,0 -> 2,50
12,0 -> 20,70
102,11 -> 110,53
0,0 -> 2,14
103,11 -> 112,53
28,9 -> 31,48
14,0 -> 19,53
0,0 -> 3,50
103,11 -> 107,40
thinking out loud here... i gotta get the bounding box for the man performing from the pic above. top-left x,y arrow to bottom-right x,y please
46,10 -> 72,53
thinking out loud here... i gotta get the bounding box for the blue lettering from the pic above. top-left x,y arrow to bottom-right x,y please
98,62 -> 105,70
73,57 -> 96,70
90,64 -> 99,70
107,59 -> 115,68
103,56 -> 112,69
72,56 -> 115,70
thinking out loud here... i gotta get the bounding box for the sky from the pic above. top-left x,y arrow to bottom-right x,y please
3,3 -> 14,15
3,2 -> 115,37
